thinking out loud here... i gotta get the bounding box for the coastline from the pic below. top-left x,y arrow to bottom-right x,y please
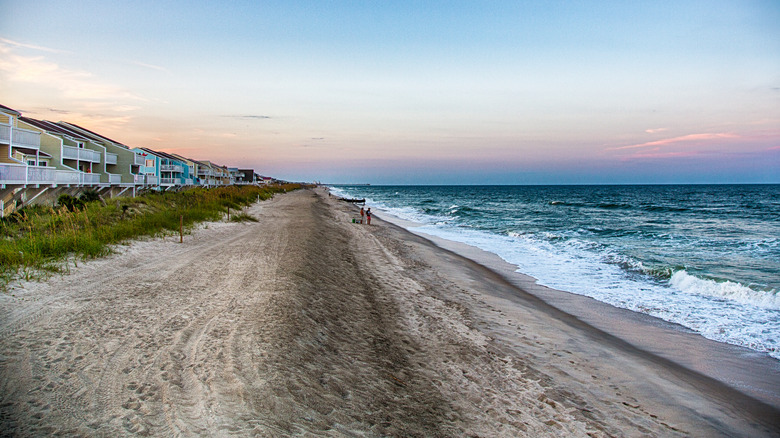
378,213 -> 780,410
0,188 -> 777,436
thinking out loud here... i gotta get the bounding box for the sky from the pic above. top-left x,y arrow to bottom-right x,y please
1,0 -> 778,184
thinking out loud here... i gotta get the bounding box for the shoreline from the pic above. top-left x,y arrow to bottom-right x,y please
1,188 -> 778,436
374,204 -> 780,410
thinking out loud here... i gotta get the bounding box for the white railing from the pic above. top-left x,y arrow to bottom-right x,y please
161,164 -> 184,173
82,173 -> 101,184
133,174 -> 145,184
108,173 -> 121,184
56,170 -> 81,185
145,175 -> 158,185
62,145 -> 79,160
27,166 -> 55,184
81,148 -> 101,163
184,178 -> 194,185
160,177 -> 177,185
14,127 -> 41,148
0,124 -> 10,144
134,154 -> 145,166
105,152 -> 118,165
0,163 -> 27,184
62,145 -> 100,164
63,145 -> 101,163
0,124 -> 42,148
0,163 -> 57,185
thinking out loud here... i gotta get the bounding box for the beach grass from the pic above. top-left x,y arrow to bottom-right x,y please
0,184 -> 299,290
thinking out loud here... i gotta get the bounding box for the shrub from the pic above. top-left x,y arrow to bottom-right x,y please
79,190 -> 102,203
1,183 -> 299,290
57,194 -> 84,212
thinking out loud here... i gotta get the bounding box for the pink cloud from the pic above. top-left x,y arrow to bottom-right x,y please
611,133 -> 739,151
644,127 -> 667,134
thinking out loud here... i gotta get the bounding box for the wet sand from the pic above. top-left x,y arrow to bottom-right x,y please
0,188 -> 778,436
387,216 -> 780,411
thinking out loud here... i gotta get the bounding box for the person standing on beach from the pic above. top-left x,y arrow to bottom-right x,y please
366,208 -> 372,225
360,207 -> 365,224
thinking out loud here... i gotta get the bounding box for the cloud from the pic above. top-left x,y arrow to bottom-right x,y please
621,149 -> 700,160
610,133 -> 739,151
644,128 -> 667,134
0,40 -> 145,103
131,61 -> 171,74
221,115 -> 272,120
0,37 -> 72,54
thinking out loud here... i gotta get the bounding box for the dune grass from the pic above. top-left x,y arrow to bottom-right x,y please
0,184 -> 299,290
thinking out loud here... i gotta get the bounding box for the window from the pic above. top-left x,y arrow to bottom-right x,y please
27,160 -> 36,166
39,162 -> 47,166
145,159 -> 155,167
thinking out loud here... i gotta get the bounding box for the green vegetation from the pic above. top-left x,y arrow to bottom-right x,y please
0,184 -> 299,290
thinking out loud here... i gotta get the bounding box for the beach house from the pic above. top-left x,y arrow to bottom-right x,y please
58,122 -> 146,195
236,169 -> 256,185
2,102 -> 271,215
195,160 -> 217,187
197,161 -> 231,186
134,148 -> 160,188
214,163 -> 231,186
16,117 -> 102,188
1,105 -> 49,215
138,148 -> 192,189
170,154 -> 201,186
1,104 -> 47,182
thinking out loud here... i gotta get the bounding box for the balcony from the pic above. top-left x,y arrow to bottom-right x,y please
134,154 -> 145,166
56,170 -> 81,185
161,164 -> 184,173
108,173 -> 122,184
0,123 -> 41,148
133,174 -> 145,185
62,145 -> 101,163
0,163 -> 55,185
145,175 -> 158,185
105,152 -> 118,165
82,173 -> 101,185
160,177 -> 177,185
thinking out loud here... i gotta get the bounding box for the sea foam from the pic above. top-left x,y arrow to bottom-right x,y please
670,270 -> 780,310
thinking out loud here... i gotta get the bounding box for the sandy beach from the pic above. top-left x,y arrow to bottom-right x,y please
0,188 -> 778,437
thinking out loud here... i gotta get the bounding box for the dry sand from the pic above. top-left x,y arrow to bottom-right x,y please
0,188 -> 778,437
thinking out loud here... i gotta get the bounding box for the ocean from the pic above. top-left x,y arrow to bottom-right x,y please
329,184 -> 780,360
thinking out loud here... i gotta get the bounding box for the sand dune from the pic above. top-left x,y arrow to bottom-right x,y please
0,188 -> 777,436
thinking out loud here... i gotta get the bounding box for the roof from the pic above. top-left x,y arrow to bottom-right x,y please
19,117 -> 90,141
138,147 -> 164,158
170,153 -> 196,163
58,121 -> 128,147
14,147 -> 52,158
0,104 -> 22,116
139,147 -> 185,163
